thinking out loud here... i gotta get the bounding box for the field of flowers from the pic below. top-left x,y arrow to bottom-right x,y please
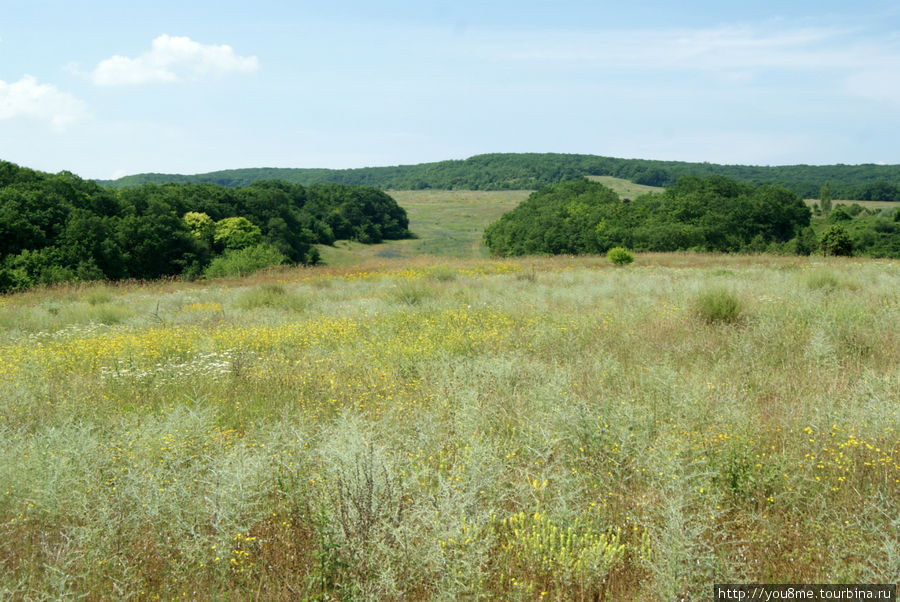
0,254 -> 897,599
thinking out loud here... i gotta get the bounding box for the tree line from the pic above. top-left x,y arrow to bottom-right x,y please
0,161 -> 410,292
483,176 -> 900,258
99,153 -> 900,201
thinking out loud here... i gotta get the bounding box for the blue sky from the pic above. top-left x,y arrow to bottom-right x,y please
2,1 -> 899,179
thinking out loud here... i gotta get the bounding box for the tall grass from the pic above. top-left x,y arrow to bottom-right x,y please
692,286 -> 744,324
0,254 -> 897,598
234,283 -> 309,312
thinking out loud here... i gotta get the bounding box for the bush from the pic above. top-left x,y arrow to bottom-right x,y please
820,225 -> 853,257
793,227 -> 818,256
204,244 -> 286,279
826,206 -> 852,223
607,247 -> 634,265
692,287 -> 743,324
845,203 -> 864,217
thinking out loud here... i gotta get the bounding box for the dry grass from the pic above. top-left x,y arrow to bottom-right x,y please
0,253 -> 897,599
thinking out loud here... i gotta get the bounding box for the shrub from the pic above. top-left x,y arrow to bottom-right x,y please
204,244 -> 286,279
793,227 -> 818,256
820,225 -> 853,257
692,287 -> 743,324
607,247 -> 634,265
845,203 -> 864,217
826,206 -> 852,223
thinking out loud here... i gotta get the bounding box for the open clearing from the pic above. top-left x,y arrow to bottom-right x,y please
316,189 -> 527,265
0,252 -> 897,599
585,175 -> 665,199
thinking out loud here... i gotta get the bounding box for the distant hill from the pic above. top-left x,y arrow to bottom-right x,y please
96,153 -> 900,201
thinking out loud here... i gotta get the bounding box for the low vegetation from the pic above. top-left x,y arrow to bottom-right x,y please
0,255 -> 897,598
692,287 -> 744,324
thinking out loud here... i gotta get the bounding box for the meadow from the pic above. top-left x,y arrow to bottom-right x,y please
0,249 -> 898,599
585,176 -> 665,200
317,189 -> 527,265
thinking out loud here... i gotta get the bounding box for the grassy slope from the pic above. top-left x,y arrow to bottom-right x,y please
316,179 -> 663,267
0,254 -> 898,599
804,198 -> 898,210
586,175 -> 665,199
316,189 -> 528,265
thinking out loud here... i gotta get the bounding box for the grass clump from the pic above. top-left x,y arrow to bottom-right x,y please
427,266 -> 457,282
692,287 -> 743,324
235,283 -> 308,312
388,281 -> 432,305
607,247 -> 634,266
804,269 -> 856,292
85,287 -> 114,306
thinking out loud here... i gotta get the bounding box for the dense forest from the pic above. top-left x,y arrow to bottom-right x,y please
484,176 -> 900,258
0,161 -> 409,292
99,153 -> 900,201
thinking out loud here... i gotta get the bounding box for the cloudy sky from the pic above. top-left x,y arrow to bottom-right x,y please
2,0 -> 899,179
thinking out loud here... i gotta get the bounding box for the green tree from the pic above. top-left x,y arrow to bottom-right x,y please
820,225 -> 853,256
794,227 -> 818,256
213,216 -> 262,251
183,211 -> 215,245
819,181 -> 832,215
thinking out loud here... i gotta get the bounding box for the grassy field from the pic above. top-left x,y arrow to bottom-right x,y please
0,252 -> 897,599
585,176 -> 665,199
804,198 -> 899,211
317,189 -> 527,265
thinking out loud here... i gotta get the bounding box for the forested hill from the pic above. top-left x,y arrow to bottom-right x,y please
0,160 -> 410,292
98,153 -> 900,201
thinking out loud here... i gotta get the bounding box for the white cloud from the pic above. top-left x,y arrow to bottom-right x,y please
92,34 -> 259,86
0,75 -> 89,130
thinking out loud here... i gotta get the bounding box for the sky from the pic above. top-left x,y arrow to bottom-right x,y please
2,1 -> 900,180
